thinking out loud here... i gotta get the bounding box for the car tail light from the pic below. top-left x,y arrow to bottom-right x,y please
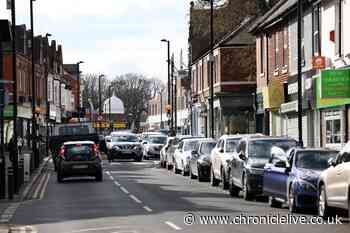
59,146 -> 66,160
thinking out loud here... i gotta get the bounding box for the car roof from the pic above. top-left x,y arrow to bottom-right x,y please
219,133 -> 264,140
111,132 -> 136,136
64,141 -> 95,145
181,138 -> 203,143
148,134 -> 167,138
198,138 -> 217,143
247,136 -> 297,141
295,148 -> 339,153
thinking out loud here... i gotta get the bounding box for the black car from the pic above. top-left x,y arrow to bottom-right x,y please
189,139 -> 217,181
56,141 -> 103,182
228,136 -> 297,200
108,133 -> 143,162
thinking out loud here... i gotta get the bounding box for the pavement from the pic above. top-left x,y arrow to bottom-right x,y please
0,159 -> 349,233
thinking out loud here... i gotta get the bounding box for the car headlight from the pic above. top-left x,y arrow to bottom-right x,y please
112,145 -> 120,150
133,145 -> 142,150
296,179 -> 317,193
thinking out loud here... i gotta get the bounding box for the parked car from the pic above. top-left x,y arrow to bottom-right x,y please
264,147 -> 338,213
165,135 -> 196,170
210,135 -> 244,189
173,138 -> 201,176
142,134 -> 167,160
160,137 -> 175,168
141,132 -> 162,141
56,141 -> 103,182
229,136 -> 297,200
189,139 -> 217,181
318,141 -> 350,218
107,132 -> 143,162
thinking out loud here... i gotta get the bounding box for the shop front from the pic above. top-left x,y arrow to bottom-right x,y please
315,68 -> 350,150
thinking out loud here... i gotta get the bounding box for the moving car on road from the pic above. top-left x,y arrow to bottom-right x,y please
173,138 -> 201,176
142,134 -> 167,160
229,136 -> 297,200
263,147 -> 338,212
56,141 -> 103,182
318,142 -> 350,218
189,139 -> 217,181
107,132 -> 143,162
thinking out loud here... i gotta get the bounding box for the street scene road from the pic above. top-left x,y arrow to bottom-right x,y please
3,159 -> 349,233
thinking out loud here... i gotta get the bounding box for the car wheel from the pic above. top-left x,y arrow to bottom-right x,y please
57,171 -> 63,183
167,162 -> 173,170
210,168 -> 219,187
174,162 -> 181,174
95,171 -> 103,182
134,156 -> 142,162
181,161 -> 189,176
221,168 -> 229,190
318,185 -> 331,218
190,166 -> 197,179
289,186 -> 298,213
229,177 -> 240,197
242,174 -> 253,201
269,196 -> 282,208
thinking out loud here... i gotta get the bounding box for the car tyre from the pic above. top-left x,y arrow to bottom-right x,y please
318,185 -> 331,218
189,166 -> 197,179
134,157 -> 142,162
167,162 -> 173,170
174,163 -> 181,174
229,177 -> 240,197
221,168 -> 229,190
269,196 -> 282,208
95,171 -> 103,182
289,186 -> 299,213
242,174 -> 253,201
210,168 -> 220,187
181,161 -> 189,176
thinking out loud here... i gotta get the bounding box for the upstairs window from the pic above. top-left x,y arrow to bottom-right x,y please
312,3 -> 321,56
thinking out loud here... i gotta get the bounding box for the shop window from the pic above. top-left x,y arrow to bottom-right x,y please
326,118 -> 341,144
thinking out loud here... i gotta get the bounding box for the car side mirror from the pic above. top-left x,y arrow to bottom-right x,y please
238,152 -> 247,161
191,150 -> 198,156
328,158 -> 336,167
219,148 -> 224,153
275,160 -> 287,168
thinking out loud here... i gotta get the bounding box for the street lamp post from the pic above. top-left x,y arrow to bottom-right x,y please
109,85 -> 112,132
11,0 -> 19,194
77,61 -> 84,122
161,39 -> 174,134
44,33 -> 51,164
30,0 -> 39,168
297,0 -> 303,147
209,0 -> 215,139
98,74 -> 104,133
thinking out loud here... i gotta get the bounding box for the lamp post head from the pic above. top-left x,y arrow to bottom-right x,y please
45,33 -> 52,38
77,61 -> 84,65
161,39 -> 169,43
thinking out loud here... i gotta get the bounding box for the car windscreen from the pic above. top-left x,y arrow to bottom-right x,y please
149,136 -> 167,144
65,144 -> 94,160
59,125 -> 89,136
226,139 -> 240,152
112,135 -> 138,142
184,141 -> 198,151
248,140 -> 297,159
200,142 -> 216,155
295,151 -> 338,170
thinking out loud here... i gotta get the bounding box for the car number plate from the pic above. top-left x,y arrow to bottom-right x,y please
73,165 -> 88,169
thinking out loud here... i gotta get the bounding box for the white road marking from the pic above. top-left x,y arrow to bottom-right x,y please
120,187 -> 130,194
39,173 -> 51,200
105,171 -> 111,175
33,173 -> 48,199
109,175 -> 115,181
114,181 -> 121,186
64,226 -> 124,233
143,206 -> 153,212
165,221 -> 182,231
129,194 -> 142,204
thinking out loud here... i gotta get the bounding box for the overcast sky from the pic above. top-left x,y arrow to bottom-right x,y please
1,0 -> 192,80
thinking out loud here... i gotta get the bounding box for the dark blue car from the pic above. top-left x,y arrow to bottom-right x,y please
263,148 -> 338,213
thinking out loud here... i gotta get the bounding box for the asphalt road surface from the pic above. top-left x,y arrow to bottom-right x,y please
5,160 -> 350,233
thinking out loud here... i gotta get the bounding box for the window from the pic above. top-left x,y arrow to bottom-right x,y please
325,112 -> 342,145
340,152 -> 350,163
260,36 -> 265,74
274,32 -> 279,69
282,28 -> 288,67
312,3 -> 321,56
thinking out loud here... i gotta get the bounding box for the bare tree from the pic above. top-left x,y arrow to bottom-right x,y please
81,74 -> 109,112
111,74 -> 163,131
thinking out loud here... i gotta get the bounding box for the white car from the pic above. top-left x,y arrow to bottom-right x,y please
318,141 -> 350,218
210,135 -> 242,188
173,138 -> 201,176
142,135 -> 167,160
160,137 -> 175,168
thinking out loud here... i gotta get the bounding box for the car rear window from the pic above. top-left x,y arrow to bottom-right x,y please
65,144 -> 94,160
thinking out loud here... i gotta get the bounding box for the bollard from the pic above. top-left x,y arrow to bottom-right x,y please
7,166 -> 14,200
18,158 -> 24,189
0,156 -> 5,199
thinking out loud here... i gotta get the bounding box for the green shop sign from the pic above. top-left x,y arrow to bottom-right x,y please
321,69 -> 350,98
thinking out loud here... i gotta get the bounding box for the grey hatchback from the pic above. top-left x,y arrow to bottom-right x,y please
56,141 -> 103,182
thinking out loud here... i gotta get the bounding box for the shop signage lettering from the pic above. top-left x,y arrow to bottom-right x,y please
321,69 -> 350,98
